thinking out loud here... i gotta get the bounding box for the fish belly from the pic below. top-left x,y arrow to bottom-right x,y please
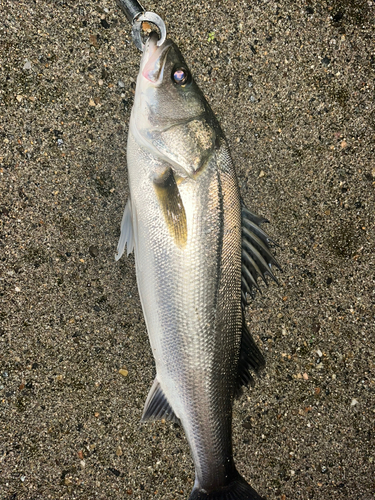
127,131 -> 242,490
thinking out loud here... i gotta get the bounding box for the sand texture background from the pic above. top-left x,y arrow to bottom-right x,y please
0,0 -> 374,498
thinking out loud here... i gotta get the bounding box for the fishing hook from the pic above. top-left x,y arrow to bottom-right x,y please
115,0 -> 167,51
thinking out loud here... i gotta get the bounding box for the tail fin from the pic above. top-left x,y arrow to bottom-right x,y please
189,471 -> 264,500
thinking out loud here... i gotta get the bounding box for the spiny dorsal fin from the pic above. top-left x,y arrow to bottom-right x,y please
115,197 -> 134,261
141,377 -> 180,424
235,318 -> 266,396
241,202 -> 281,308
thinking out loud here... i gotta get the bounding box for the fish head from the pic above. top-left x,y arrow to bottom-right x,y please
131,33 -> 221,177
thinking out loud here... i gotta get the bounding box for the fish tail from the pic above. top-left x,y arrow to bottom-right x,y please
189,470 -> 264,500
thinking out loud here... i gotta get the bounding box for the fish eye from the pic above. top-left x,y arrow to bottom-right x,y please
172,67 -> 190,85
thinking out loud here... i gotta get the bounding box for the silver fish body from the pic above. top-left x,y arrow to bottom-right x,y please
116,34 -> 275,500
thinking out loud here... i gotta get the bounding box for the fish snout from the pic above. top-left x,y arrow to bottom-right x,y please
142,35 -> 172,83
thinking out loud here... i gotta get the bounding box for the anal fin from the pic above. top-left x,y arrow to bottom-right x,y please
141,377 -> 180,424
235,317 -> 265,395
115,198 -> 134,261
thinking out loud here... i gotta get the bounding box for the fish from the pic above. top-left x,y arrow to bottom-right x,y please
116,32 -> 280,500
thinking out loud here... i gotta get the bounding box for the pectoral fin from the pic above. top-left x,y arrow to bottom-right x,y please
115,197 -> 134,261
154,168 -> 187,248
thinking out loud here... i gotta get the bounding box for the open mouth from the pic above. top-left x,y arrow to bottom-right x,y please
142,33 -> 172,83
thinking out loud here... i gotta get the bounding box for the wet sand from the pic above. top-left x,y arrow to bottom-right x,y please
0,1 -> 374,498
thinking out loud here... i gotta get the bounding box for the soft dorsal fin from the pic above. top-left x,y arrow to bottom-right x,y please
115,198 -> 134,261
141,377 -> 180,424
241,202 -> 281,308
235,318 -> 266,396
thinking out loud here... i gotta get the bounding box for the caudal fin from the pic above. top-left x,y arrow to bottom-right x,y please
189,471 -> 264,500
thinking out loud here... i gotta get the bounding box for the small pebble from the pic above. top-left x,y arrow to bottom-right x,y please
351,398 -> 358,406
316,349 -> 322,357
23,61 -> 31,70
0,207 -> 9,216
108,467 -> 121,477
119,369 -> 128,377
89,34 -> 98,47
89,245 -> 99,257
118,80 -> 125,88
312,321 -> 321,332
303,373 -> 309,380
332,12 -> 343,22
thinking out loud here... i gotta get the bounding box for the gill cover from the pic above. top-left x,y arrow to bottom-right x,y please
131,34 -> 222,178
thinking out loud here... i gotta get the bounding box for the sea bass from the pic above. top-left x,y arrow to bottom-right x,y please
116,33 -> 279,500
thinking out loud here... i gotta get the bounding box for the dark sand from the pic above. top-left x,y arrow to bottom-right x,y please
0,1 -> 374,498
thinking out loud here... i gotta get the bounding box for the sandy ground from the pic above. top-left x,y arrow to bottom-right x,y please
1,0 -> 374,499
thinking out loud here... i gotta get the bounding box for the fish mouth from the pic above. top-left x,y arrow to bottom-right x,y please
141,33 -> 172,84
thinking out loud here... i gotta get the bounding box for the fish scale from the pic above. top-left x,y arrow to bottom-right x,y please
131,137 -> 240,489
116,33 -> 277,500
